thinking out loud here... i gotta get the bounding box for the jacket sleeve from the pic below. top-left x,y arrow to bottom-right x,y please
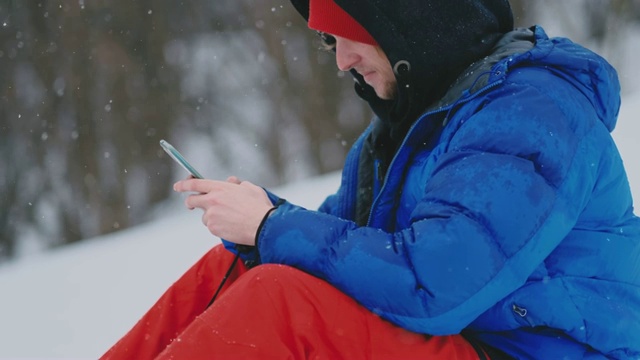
257,82 -> 601,335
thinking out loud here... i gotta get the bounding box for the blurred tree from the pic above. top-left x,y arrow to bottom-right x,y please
0,0 -> 190,260
171,0 -> 369,184
0,0 -> 366,263
509,0 -> 535,27
529,0 -> 640,94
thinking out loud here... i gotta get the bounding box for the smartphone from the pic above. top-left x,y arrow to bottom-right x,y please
159,139 -> 204,179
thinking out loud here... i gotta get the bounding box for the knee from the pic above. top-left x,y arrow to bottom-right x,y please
209,243 -> 230,257
238,264 -> 324,294
246,264 -> 309,282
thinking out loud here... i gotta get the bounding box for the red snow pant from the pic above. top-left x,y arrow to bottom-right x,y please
101,244 -> 486,360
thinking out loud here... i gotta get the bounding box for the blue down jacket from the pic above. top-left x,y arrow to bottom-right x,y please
256,26 -> 640,359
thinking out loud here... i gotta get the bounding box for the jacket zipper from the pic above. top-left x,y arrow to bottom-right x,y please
365,79 -> 504,227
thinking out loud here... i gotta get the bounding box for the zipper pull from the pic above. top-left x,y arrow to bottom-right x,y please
512,304 -> 528,317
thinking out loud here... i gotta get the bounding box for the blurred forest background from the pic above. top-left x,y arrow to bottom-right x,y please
1,0 -> 639,263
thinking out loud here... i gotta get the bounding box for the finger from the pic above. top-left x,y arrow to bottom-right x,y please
184,192 -> 215,210
174,178 -> 220,193
184,193 -> 197,210
200,209 -> 219,234
226,176 -> 241,184
239,180 -> 258,189
201,211 -> 209,227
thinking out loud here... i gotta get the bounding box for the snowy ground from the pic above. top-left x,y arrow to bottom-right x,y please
0,173 -> 340,359
0,93 -> 638,359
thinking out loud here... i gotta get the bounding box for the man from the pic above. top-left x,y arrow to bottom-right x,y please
102,0 -> 640,359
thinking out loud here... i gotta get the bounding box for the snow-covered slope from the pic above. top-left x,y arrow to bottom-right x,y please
0,173 -> 340,359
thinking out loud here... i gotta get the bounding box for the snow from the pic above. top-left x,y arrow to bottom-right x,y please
0,94 -> 638,359
0,173 -> 340,359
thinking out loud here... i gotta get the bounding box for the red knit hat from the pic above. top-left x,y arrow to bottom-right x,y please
308,0 -> 377,45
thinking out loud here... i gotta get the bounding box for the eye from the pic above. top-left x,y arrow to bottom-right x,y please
316,31 -> 336,51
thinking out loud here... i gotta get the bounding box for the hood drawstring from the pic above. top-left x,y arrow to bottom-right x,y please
388,59 -> 417,142
206,252 -> 241,309
206,199 -> 284,309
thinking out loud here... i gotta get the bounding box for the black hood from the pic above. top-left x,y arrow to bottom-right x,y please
290,0 -> 514,141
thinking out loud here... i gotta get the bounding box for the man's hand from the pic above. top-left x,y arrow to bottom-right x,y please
173,176 -> 273,246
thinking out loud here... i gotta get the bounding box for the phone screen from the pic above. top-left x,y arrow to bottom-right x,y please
159,139 -> 204,179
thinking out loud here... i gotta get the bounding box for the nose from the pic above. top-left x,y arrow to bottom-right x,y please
334,37 -> 359,71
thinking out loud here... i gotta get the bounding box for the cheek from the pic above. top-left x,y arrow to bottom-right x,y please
381,67 -> 397,86
374,59 -> 395,85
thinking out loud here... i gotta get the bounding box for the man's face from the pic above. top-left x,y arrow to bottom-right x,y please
332,35 -> 397,100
